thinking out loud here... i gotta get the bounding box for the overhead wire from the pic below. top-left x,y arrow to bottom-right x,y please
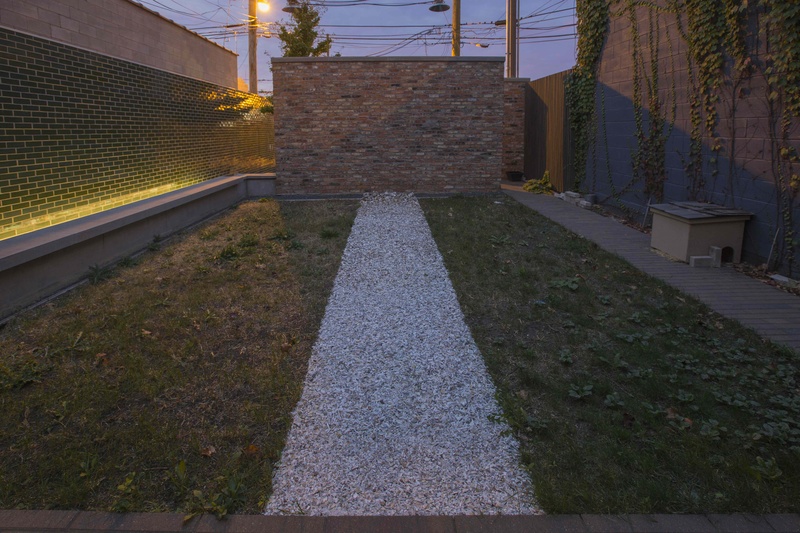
149,0 -> 577,78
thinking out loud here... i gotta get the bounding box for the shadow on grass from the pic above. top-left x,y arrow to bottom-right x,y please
0,199 -> 357,515
421,195 -> 799,514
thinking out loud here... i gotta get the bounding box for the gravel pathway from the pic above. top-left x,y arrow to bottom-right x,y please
264,193 -> 540,516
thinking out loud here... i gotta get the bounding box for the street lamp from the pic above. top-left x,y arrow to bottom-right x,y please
429,1 -> 460,57
283,0 -> 299,13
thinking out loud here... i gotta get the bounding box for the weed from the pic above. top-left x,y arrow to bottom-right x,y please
199,229 -> 219,241
0,359 -> 47,390
319,228 -> 339,239
238,233 -> 259,248
490,234 -> 512,246
749,456 -> 783,482
549,277 -> 579,291
167,460 -> 189,500
148,235 -> 162,251
218,245 -> 239,261
604,392 -> 625,408
111,472 -> 139,512
569,384 -> 594,400
700,419 -> 727,440
118,256 -> 136,268
88,264 -> 112,284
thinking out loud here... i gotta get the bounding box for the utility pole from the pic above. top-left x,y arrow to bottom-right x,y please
505,0 -> 518,77
248,0 -> 258,93
451,0 -> 460,57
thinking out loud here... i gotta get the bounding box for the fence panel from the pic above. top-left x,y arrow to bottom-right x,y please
525,70 -> 573,192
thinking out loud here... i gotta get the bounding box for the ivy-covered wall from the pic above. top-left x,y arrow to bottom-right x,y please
574,0 -> 799,276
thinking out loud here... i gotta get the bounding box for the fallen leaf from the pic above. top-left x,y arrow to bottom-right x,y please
516,390 -> 529,400
200,446 -> 216,457
665,407 -> 680,419
622,412 -> 636,429
141,329 -> 152,336
95,353 -> 108,366
281,342 -> 292,353
244,444 -> 260,456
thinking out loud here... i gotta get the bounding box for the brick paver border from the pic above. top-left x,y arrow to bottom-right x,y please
1,510 -> 798,532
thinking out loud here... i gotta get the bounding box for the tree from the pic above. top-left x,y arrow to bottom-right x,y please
277,1 -> 332,57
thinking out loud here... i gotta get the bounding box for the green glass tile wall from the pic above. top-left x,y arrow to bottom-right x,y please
0,27 -> 275,241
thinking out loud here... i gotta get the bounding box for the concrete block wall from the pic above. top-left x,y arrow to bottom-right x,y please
272,57 -> 505,194
0,27 -> 274,241
586,0 -> 800,271
503,78 -> 529,178
0,0 -> 237,88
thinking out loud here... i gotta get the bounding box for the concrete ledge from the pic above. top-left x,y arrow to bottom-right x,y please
272,56 -> 505,63
0,511 -> 796,532
0,174 -> 275,320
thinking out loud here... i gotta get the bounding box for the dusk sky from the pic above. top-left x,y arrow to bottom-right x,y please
138,0 -> 577,93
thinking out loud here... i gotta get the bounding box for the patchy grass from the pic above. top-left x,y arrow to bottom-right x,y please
421,195 -> 800,514
0,199 -> 357,515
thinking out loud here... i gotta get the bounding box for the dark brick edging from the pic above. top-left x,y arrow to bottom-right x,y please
1,511 -> 798,532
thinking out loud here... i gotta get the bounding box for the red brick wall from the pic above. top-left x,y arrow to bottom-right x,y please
272,57 -> 505,194
503,79 -> 528,178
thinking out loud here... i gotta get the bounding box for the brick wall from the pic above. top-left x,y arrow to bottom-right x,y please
272,57 -> 504,194
0,27 -> 274,241
503,78 -> 528,178
0,0 -> 237,88
586,1 -> 800,272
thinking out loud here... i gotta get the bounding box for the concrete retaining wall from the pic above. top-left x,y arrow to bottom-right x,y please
0,175 -> 275,320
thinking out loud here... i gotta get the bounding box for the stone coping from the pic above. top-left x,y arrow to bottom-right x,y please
0,174 -> 275,273
0,510 -> 797,532
271,56 -> 505,63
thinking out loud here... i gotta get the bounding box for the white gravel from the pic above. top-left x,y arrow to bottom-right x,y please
264,193 -> 541,516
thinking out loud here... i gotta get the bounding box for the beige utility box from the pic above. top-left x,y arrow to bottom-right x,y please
650,202 -> 752,263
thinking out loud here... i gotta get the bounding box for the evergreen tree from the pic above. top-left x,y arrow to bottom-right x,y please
277,1 -> 332,57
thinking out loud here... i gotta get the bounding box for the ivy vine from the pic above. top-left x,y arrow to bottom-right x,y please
565,0 -> 610,189
762,0 -> 799,273
572,0 -> 798,274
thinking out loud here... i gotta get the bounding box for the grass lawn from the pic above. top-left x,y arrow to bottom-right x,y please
2,194 -> 798,516
0,199 -> 357,516
421,195 -> 800,514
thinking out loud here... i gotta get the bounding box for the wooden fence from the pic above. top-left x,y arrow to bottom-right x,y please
524,69 -> 574,192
